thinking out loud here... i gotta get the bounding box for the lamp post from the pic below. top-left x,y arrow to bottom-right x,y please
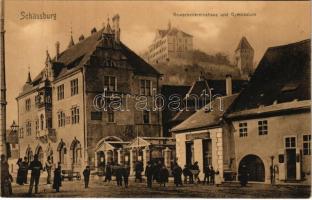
10,120 -> 18,158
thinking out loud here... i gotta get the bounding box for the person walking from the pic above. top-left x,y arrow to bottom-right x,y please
239,164 -> 248,187
52,162 -> 62,192
1,154 -> 13,197
104,163 -> 112,183
122,165 -> 130,188
28,154 -> 43,196
134,161 -> 143,183
172,163 -> 183,187
210,166 -> 215,185
16,158 -> 24,185
115,165 -> 123,187
45,156 -> 53,185
83,166 -> 91,188
192,162 -> 201,184
159,164 -> 169,187
203,166 -> 211,185
145,161 -> 153,188
22,157 -> 29,184
182,165 -> 189,184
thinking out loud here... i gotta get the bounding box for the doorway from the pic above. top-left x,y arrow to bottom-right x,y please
202,139 -> 212,170
185,141 -> 194,166
285,136 -> 297,180
239,154 -> 265,182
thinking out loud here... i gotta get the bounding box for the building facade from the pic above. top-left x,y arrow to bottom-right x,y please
173,94 -> 238,181
16,15 -> 162,172
226,39 -> 311,184
147,22 -> 193,64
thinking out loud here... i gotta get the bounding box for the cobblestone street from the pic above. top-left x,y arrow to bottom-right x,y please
9,177 -> 311,198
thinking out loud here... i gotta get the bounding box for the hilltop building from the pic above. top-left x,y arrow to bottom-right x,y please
147,22 -> 193,64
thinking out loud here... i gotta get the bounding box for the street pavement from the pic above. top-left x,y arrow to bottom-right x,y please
9,177 -> 311,198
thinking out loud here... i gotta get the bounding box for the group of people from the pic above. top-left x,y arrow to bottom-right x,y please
144,161 -> 183,188
182,162 -> 222,186
101,162 -> 130,188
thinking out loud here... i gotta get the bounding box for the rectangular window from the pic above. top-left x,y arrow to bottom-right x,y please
57,84 -> 64,100
71,107 -> 80,124
58,111 -> 66,127
285,137 -> 296,149
239,122 -> 248,137
26,121 -> 31,136
143,110 -> 150,124
140,80 -> 152,96
25,99 -> 31,111
104,76 -> 117,91
108,110 -> 114,123
70,79 -> 79,96
91,112 -> 102,120
258,120 -> 268,135
303,135 -> 311,155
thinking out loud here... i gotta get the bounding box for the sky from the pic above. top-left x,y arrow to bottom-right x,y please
4,0 -> 311,127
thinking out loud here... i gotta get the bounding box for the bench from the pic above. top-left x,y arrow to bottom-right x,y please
61,170 -> 81,181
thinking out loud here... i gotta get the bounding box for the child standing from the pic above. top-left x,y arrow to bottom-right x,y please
83,166 -> 91,188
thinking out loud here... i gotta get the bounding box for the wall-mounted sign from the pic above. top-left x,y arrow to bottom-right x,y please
186,132 -> 210,141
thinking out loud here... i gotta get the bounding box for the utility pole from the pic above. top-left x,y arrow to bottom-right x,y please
0,0 -> 7,157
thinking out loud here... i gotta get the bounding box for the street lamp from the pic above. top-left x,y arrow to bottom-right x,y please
10,120 -> 19,158
10,120 -> 18,132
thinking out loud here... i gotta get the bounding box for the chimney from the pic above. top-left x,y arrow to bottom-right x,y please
55,41 -> 60,61
226,74 -> 232,96
91,27 -> 97,34
112,14 -> 120,43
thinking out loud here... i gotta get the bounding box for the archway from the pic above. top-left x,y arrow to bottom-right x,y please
70,138 -> 82,165
57,139 -> 66,164
239,154 -> 265,182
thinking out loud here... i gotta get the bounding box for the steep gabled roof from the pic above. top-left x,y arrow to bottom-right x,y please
172,94 -> 238,132
156,27 -> 192,39
227,39 -> 311,115
235,36 -> 254,51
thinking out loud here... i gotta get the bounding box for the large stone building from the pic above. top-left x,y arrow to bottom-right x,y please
147,22 -> 193,64
226,39 -> 311,184
16,15 -> 162,172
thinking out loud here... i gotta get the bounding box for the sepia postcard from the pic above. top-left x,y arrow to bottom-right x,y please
0,0 -> 311,198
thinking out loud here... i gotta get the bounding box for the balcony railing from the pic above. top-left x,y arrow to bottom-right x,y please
37,128 -> 56,143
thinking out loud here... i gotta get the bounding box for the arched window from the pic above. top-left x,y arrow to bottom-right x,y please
25,147 -> 33,162
70,138 -> 82,165
40,114 -> 44,130
57,140 -> 66,164
35,145 -> 44,162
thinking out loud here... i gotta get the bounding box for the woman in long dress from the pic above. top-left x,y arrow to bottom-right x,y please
16,158 -> 24,185
214,170 -> 222,187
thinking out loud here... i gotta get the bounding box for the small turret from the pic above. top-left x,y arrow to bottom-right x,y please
68,27 -> 75,48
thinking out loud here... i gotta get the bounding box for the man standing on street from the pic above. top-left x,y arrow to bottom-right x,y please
83,166 -> 91,188
145,161 -> 153,188
28,154 -> 43,196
